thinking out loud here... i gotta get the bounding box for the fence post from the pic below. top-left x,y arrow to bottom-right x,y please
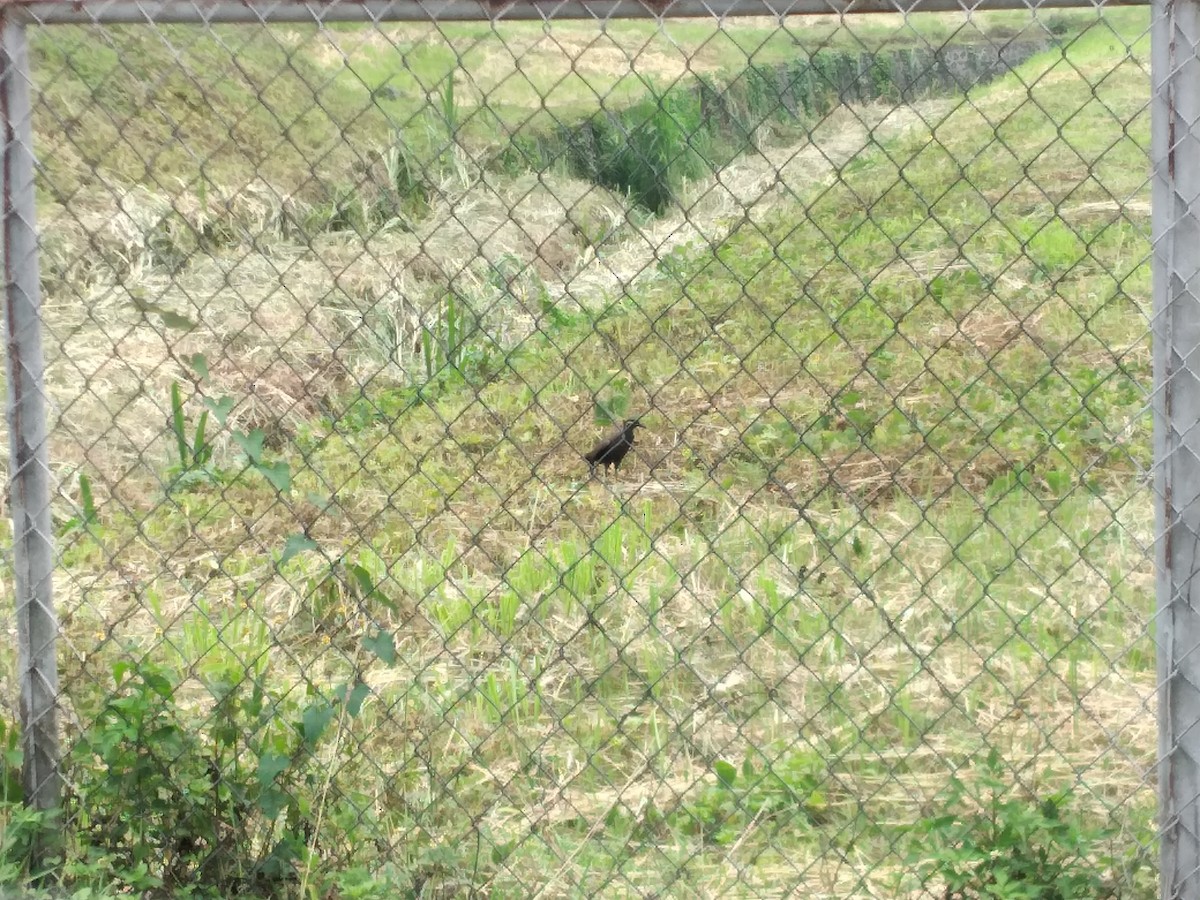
1154,0 -> 1200,895
0,12 -> 60,850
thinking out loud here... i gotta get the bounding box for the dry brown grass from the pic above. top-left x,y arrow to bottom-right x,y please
31,96 -> 955,507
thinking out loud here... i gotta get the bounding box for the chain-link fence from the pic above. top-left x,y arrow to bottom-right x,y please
0,0 -> 1172,896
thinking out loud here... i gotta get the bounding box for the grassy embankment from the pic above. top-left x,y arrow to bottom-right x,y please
0,9 -> 1158,897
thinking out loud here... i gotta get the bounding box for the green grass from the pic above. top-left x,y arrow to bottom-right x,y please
8,7 -> 1159,898
32,10 -> 1098,206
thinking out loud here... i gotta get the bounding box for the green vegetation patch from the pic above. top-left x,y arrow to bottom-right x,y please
0,7 -> 1159,898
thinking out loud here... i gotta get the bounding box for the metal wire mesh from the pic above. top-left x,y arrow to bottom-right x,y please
0,3 -> 1163,896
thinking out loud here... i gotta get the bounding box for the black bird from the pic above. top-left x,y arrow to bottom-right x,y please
585,417 -> 643,475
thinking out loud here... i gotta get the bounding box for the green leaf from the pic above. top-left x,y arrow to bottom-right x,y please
347,563 -> 375,595
846,408 -> 873,434
714,760 -> 737,790
347,563 -> 398,612
158,310 -> 198,331
302,702 -> 335,747
170,382 -> 188,466
203,396 -> 235,426
346,682 -> 370,717
305,492 -> 335,513
232,429 -> 265,463
127,286 -> 154,312
193,411 -> 210,463
422,327 -> 434,380
1045,469 -> 1072,496
258,786 -> 288,819
593,389 -> 630,426
491,840 -> 516,865
256,461 -> 292,493
129,289 -> 197,330
79,471 -> 98,525
363,629 -> 396,665
144,670 -> 174,698
279,534 -> 318,566
445,291 -> 459,365
257,752 -> 290,788
187,353 -> 209,382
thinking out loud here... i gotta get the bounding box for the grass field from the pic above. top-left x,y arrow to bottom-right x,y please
0,6 -> 1160,898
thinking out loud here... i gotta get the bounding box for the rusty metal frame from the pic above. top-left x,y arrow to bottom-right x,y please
1,0 -> 1145,24
0,8 -> 58,852
1153,0 -> 1200,893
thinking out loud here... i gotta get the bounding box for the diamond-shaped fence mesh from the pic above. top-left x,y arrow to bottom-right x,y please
0,0 -> 1174,896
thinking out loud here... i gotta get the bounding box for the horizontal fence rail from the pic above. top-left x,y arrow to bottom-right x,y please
2,0 -> 1149,24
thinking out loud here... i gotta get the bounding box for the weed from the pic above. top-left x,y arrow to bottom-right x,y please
421,290 -> 469,380
673,752 -> 832,844
59,470 -> 100,537
594,376 -> 633,424
908,751 -> 1139,899
59,647 -> 388,896
373,138 -> 430,226
165,381 -> 217,490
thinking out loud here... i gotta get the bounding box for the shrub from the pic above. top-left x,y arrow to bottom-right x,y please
909,751 -> 1141,899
